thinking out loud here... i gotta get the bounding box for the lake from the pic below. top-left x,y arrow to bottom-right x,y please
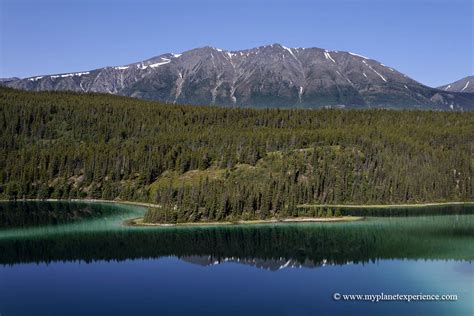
0,201 -> 473,315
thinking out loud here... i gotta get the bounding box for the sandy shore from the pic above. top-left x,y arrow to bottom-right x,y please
127,216 -> 364,227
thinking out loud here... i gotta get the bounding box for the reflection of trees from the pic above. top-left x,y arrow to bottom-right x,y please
0,216 -> 472,266
0,201 -> 118,228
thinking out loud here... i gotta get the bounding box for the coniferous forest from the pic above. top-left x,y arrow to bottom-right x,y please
0,87 -> 472,223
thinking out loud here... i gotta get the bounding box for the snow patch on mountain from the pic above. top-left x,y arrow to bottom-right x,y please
324,50 -> 336,63
149,58 -> 171,68
282,45 -> 297,59
363,60 -> 387,82
349,52 -> 369,59
28,76 -> 43,81
50,72 -> 90,79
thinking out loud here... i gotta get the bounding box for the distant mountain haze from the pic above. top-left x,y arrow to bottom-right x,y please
0,77 -> 20,83
3,44 -> 473,110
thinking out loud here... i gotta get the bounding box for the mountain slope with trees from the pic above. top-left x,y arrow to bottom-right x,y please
0,87 -> 472,223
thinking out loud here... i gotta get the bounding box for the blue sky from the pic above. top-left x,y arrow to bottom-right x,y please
0,0 -> 472,87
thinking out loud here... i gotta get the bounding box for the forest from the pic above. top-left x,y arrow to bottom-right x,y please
0,87 -> 473,223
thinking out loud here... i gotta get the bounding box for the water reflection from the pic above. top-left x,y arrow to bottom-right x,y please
0,201 -> 121,228
0,202 -> 472,268
1,202 -> 472,316
180,255 -> 330,271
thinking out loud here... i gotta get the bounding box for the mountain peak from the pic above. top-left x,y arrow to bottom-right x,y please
438,76 -> 474,93
2,44 -> 473,110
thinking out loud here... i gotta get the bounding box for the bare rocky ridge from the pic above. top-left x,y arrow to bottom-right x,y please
438,76 -> 474,93
4,44 -> 473,110
0,77 -> 20,83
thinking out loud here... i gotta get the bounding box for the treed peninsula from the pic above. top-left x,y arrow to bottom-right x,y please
0,87 -> 472,224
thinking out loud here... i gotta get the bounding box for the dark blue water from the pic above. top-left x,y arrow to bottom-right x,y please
1,258 -> 472,315
0,202 -> 473,315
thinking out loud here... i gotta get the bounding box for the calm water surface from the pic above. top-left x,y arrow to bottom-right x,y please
0,201 -> 472,316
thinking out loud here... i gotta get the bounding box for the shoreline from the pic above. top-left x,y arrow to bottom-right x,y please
0,198 -> 161,209
1,198 -> 473,227
297,201 -> 474,209
2,198 -> 472,209
0,199 -> 474,208
126,216 -> 365,227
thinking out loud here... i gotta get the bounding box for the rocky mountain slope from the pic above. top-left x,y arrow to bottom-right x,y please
3,44 -> 473,110
438,76 -> 474,93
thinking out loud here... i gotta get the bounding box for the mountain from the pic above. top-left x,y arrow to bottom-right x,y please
3,44 -> 473,110
438,76 -> 474,93
0,77 -> 20,83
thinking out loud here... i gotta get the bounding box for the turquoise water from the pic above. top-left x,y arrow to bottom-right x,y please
0,201 -> 473,315
0,201 -> 145,239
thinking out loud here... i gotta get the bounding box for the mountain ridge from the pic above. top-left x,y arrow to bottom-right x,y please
438,76 -> 474,93
3,44 -> 473,110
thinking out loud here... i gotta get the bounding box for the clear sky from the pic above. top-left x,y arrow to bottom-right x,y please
0,0 -> 472,87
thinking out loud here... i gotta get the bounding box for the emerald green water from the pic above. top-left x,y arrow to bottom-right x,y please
0,201 -> 473,315
0,201 -> 145,240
